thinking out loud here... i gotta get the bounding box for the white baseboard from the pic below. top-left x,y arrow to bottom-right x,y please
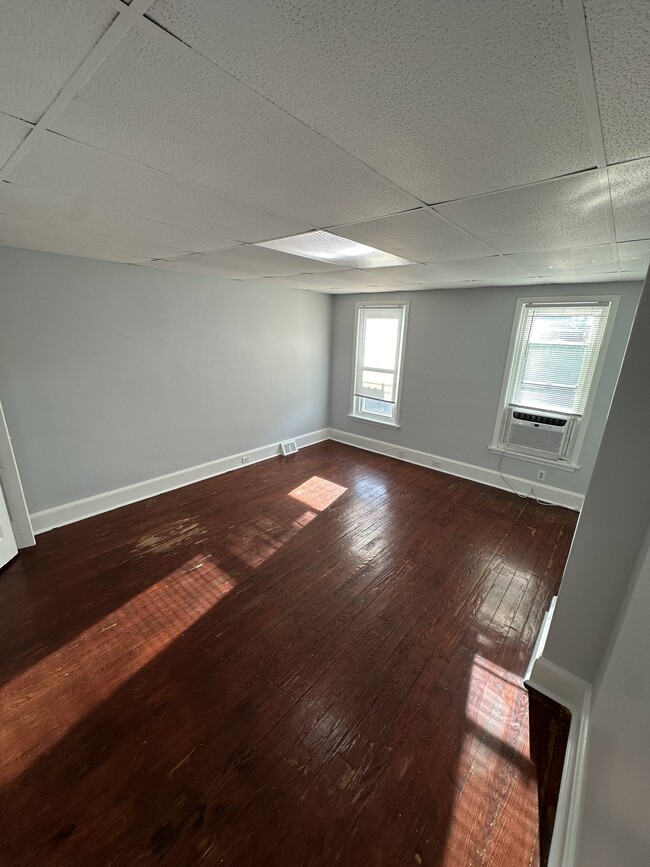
328,428 -> 584,511
526,657 -> 591,867
31,425 -> 582,535
30,429 -> 329,534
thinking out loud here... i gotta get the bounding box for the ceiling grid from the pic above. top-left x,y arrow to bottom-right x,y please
0,0 -> 647,290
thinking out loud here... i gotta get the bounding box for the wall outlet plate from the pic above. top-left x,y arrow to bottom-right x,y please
537,469 -> 546,481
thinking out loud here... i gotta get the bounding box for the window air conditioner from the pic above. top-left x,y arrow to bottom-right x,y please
502,405 -> 577,460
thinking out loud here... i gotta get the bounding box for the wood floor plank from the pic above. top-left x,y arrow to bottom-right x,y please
0,441 -> 577,866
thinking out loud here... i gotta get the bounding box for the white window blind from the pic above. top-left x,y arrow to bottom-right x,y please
510,301 -> 611,415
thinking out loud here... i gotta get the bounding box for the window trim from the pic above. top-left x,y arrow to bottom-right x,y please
490,294 -> 620,469
349,301 -> 409,428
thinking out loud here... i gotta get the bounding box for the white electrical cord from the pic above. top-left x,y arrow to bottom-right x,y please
497,443 -> 558,507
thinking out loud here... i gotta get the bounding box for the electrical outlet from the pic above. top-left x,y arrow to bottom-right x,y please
431,459 -> 442,469
537,469 -> 546,481
241,455 -> 250,465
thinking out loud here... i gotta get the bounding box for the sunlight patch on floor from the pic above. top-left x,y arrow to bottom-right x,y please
0,555 -> 234,785
289,476 -> 348,511
440,653 -> 538,866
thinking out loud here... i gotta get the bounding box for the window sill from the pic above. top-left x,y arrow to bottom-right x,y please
348,413 -> 401,430
488,445 -> 579,472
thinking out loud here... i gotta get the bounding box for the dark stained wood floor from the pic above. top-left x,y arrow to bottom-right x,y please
0,441 -> 577,866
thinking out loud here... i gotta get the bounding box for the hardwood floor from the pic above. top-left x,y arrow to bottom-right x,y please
0,441 -> 577,866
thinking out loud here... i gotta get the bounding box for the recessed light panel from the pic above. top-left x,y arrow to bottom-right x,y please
257,230 -> 415,268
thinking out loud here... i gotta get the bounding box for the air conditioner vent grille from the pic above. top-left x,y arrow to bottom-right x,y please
502,405 -> 576,459
512,411 -> 567,427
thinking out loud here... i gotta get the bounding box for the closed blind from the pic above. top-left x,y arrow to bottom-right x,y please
511,302 -> 611,415
354,305 -> 406,404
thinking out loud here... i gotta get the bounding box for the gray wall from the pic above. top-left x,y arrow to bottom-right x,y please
0,247 -> 332,513
329,282 -> 642,496
544,271 -> 650,682
575,521 -> 650,866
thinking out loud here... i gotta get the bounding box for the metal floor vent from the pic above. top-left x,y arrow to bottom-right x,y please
280,440 -> 298,456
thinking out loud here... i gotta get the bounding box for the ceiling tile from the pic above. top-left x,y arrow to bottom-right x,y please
0,183 -> 231,261
330,209 -> 494,263
542,272 -> 627,284
9,131 -> 312,244
268,271 -> 380,291
0,215 -> 159,264
373,263 -> 457,284
617,240 -> 650,274
608,158 -> 650,242
354,265 -> 433,286
468,277 -> 545,287
146,244 -> 345,280
0,0 -> 116,123
140,255 -> 221,277
149,0 -> 594,202
0,113 -> 32,167
584,0 -> 650,164
432,256 -> 534,281
506,245 -> 616,277
51,23 -> 418,227
436,172 -> 611,253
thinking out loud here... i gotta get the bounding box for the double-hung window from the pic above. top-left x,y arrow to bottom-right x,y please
351,302 -> 408,426
493,297 -> 617,466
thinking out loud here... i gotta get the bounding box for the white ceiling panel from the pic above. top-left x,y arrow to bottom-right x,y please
506,245 -> 617,277
149,0 -> 594,203
140,255 -> 227,278
617,240 -> 650,274
268,271 -> 383,291
436,172 -> 611,253
0,0 -> 116,123
543,272 -> 630,284
468,277 -> 546,288
330,209 -> 494,263
0,183 -> 231,261
9,131 -> 312,244
0,215 -> 167,264
619,272 -> 649,283
431,256 -> 534,281
0,113 -> 33,167
271,265 -> 468,292
608,158 -> 650,243
145,244 -> 346,280
584,0 -> 650,164
51,23 -> 419,227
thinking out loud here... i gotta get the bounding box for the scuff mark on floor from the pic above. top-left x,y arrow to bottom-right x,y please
132,517 -> 207,556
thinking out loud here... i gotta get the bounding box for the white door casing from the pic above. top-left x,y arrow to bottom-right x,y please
0,475 -> 18,569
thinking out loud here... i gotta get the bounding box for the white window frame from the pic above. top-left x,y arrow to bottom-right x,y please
349,301 -> 409,428
490,295 -> 620,470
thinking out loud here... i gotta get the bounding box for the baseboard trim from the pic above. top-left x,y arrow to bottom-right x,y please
328,428 -> 584,511
30,429 -> 329,534
527,657 -> 591,867
30,426 -> 582,534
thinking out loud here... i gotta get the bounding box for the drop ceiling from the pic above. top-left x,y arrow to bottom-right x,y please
0,0 -> 648,293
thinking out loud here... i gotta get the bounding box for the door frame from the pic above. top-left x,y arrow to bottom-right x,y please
0,399 -> 35,548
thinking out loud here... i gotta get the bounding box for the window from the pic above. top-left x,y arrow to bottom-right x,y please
351,302 -> 408,426
493,298 -> 617,466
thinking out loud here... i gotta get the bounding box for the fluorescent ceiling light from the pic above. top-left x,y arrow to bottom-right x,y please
257,230 -> 415,269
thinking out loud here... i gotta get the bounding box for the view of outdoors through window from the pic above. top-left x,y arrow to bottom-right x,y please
511,304 -> 610,415
353,305 -> 406,423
